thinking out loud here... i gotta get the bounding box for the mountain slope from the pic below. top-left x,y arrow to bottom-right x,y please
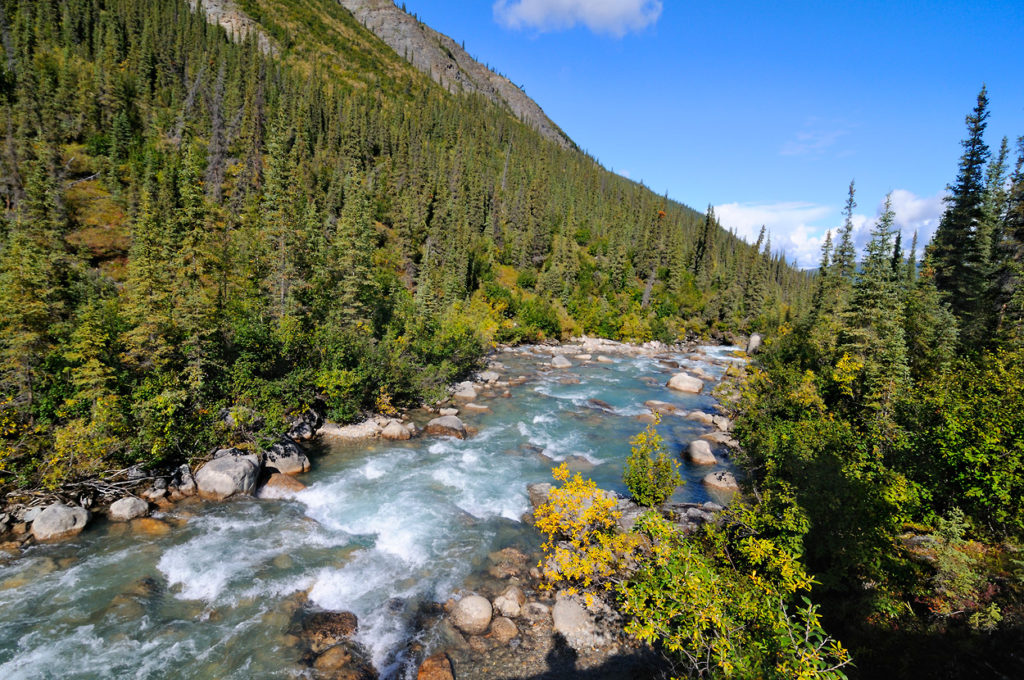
337,0 -> 572,148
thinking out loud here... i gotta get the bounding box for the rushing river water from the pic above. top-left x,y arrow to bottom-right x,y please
0,345 -> 742,679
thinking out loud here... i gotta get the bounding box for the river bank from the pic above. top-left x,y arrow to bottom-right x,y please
0,337 -> 750,679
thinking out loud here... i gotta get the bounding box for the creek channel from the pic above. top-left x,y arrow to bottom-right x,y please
0,345 -> 742,679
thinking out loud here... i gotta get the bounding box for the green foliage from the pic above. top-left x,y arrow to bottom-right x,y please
618,510 -> 851,679
623,417 -> 682,507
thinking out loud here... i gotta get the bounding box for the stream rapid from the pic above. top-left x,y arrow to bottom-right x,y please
0,345 -> 742,679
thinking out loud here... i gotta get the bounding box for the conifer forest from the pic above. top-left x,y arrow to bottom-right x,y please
1,1 -> 1023,679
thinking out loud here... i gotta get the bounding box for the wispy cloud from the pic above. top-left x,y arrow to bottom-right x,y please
715,189 -> 946,269
493,0 -> 662,37
780,118 -> 854,158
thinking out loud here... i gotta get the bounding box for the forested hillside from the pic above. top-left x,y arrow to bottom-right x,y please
728,88 -> 1024,678
0,0 -> 809,490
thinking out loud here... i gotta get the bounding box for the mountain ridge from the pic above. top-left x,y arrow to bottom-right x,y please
336,0 -> 573,148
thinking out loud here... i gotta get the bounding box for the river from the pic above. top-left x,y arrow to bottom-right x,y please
0,344 -> 742,679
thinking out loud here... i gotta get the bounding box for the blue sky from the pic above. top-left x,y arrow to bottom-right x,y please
400,0 -> 1024,267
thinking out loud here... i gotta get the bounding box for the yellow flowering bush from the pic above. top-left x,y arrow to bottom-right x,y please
534,463 -> 643,597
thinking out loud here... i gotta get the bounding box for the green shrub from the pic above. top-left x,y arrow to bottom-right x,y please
623,418 -> 682,507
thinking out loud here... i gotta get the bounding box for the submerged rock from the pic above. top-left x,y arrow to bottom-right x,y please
451,594 -> 492,636
644,400 -> 678,415
666,373 -> 704,394
256,473 -> 307,499
312,639 -> 377,679
489,616 -> 518,644
108,497 -> 149,522
439,407 -> 459,417
196,450 -> 260,500
31,503 -> 90,542
685,410 -> 715,426
417,652 -> 454,680
425,415 -> 468,439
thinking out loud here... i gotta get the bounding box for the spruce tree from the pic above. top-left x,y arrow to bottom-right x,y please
929,86 -> 991,346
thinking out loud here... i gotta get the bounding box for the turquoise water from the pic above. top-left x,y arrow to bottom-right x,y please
0,345 -> 741,679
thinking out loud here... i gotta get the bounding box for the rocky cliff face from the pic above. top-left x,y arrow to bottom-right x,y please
190,0 -> 277,55
336,0 -> 571,149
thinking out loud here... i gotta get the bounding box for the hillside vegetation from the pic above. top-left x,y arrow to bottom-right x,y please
0,0 -> 809,489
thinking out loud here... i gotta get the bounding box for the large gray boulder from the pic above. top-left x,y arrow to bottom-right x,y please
527,482 -> 553,510
108,497 -> 149,522
667,373 -> 704,394
31,503 -> 90,541
552,597 -> 606,651
746,333 -> 762,355
425,415 -> 467,439
381,420 -> 413,441
264,438 -> 310,476
196,450 -> 261,500
687,440 -> 717,466
451,594 -> 492,635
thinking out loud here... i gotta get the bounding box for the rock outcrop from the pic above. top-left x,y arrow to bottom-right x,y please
337,0 -> 571,148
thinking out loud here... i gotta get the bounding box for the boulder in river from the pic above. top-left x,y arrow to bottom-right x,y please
175,464 -> 197,496
425,415 -> 468,439
703,470 -> 739,493
685,410 -> 715,426
451,594 -> 492,636
439,407 -> 459,417
462,403 -> 490,413
644,400 -> 678,415
687,440 -> 717,466
712,415 -> 732,432
596,355 -> 615,364
417,652 -> 454,680
196,450 -> 260,500
264,437 -> 310,476
551,355 -> 572,369
478,370 -> 501,383
667,373 -> 704,394
31,503 -> 90,541
701,431 -> 741,449
489,616 -> 518,644
527,482 -> 553,511
108,497 -> 149,522
287,420 -> 315,442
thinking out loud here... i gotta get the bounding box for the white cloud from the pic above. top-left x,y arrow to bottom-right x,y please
715,190 -> 947,269
714,201 -> 832,268
493,0 -> 662,37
